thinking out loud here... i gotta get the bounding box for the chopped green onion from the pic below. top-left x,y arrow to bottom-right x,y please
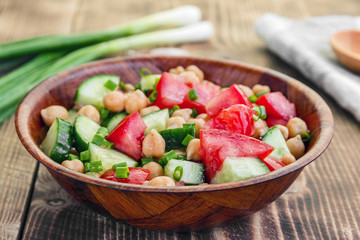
69,154 -> 79,160
143,89 -> 150,96
191,108 -> 198,118
97,127 -> 109,136
149,90 -> 158,103
169,105 -> 180,116
92,134 -> 105,146
104,79 -> 118,91
89,161 -> 103,172
163,150 -> 178,161
84,162 -> 91,172
134,83 -> 141,90
153,77 -> 160,89
182,134 -> 195,146
249,95 -> 258,103
188,89 -> 198,101
300,132 -> 311,142
256,91 -> 268,98
119,81 -> 126,91
158,158 -> 168,168
173,166 -> 183,182
252,106 -> 267,121
112,162 -> 128,169
176,155 -> 187,160
102,139 -> 114,149
183,122 -> 196,129
80,150 -> 90,161
99,107 -> 110,120
141,157 -> 154,166
139,68 -> 152,77
115,167 -> 130,178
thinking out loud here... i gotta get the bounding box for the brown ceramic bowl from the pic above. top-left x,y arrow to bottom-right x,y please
15,56 -> 334,231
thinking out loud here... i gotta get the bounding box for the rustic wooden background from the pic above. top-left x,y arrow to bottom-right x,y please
1,0 -> 360,239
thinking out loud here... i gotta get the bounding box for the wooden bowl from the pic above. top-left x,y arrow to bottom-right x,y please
15,56 -> 334,231
330,30 -> 360,72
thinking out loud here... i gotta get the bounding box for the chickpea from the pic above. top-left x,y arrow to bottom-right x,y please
41,105 -> 68,127
252,84 -> 271,96
142,162 -> 163,180
287,117 -> 308,138
142,129 -> 165,157
186,65 -> 204,82
143,176 -> 176,187
238,84 -> 254,98
103,91 -> 125,112
196,113 -> 211,122
125,90 -> 148,114
167,116 -> 186,129
187,118 -> 205,137
86,172 -> 101,178
253,119 -> 268,139
180,71 -> 200,84
172,108 -> 192,121
275,125 -> 289,140
186,139 -> 202,161
281,153 -> 296,165
77,105 -> 100,123
124,83 -> 135,92
169,66 -> 185,75
61,159 -> 84,173
286,135 -> 305,159
139,106 -> 160,116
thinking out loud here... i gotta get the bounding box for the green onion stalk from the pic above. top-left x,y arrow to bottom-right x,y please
0,22 -> 214,124
0,6 -> 202,60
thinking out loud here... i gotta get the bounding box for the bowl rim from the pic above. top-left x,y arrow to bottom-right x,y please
330,30 -> 360,60
15,55 -> 334,193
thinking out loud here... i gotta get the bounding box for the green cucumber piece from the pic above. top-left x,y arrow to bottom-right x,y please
105,112 -> 128,132
262,126 -> 290,159
66,109 -> 78,125
74,114 -> 100,152
74,74 -> 120,109
164,159 -> 205,185
89,143 -> 138,174
211,157 -> 270,184
160,126 -> 196,151
140,74 -> 161,90
41,118 -> 73,163
142,109 -> 169,135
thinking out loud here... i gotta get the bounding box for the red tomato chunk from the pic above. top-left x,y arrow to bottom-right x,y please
199,129 -> 275,181
100,168 -> 150,185
106,112 -> 147,160
262,156 -> 287,171
205,104 -> 255,136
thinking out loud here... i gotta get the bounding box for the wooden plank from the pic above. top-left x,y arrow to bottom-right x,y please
0,0 -> 358,239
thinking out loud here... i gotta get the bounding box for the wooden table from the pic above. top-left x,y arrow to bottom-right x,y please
1,0 -> 360,239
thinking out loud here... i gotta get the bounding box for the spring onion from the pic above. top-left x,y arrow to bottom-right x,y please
182,134 -> 195,146
0,6 -> 202,59
149,90 -> 158,103
141,157 -> 154,166
104,79 -> 118,91
256,91 -> 268,98
252,106 -> 267,121
115,167 -> 130,178
89,161 -> 103,173
169,105 -> 180,116
112,162 -> 128,169
101,139 -> 114,149
188,89 -> 198,101
300,132 -> 311,142
173,166 -> 183,182
119,81 -> 126,91
80,150 -> 90,161
249,95 -> 258,103
69,154 -> 79,160
191,108 -> 198,118
99,107 -> 110,120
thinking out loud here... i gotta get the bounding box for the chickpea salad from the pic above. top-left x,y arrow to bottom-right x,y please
40,65 -> 311,186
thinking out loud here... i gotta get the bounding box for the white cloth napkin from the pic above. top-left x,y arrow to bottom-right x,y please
255,14 -> 360,122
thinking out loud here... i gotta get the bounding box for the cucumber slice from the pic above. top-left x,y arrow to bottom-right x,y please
140,74 -> 161,90
262,126 -> 290,159
142,109 -> 169,135
74,74 -> 120,109
67,109 -> 78,125
164,159 -> 205,185
41,118 -> 73,163
160,126 -> 196,151
89,143 -> 138,174
74,114 -> 100,152
211,157 -> 270,184
105,112 -> 128,132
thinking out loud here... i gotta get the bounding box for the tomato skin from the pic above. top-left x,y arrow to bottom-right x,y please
266,115 -> 288,127
256,92 -> 296,121
204,104 -> 255,136
152,72 -> 190,109
262,156 -> 287,171
106,112 -> 146,160
180,82 -> 220,113
100,168 -> 150,185
199,129 -> 274,181
206,84 -> 252,117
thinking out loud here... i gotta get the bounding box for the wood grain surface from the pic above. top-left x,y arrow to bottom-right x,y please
1,0 -> 360,239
